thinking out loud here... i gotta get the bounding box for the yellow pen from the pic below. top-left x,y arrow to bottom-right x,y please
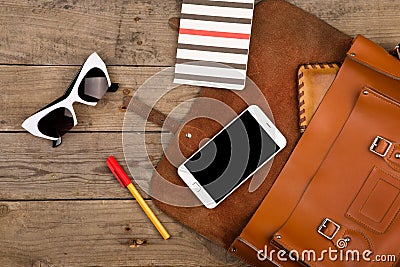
107,156 -> 170,240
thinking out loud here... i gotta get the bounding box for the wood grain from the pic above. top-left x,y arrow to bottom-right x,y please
0,200 -> 245,267
0,0 -> 180,66
0,132 -> 170,200
0,66 -> 200,132
0,0 -> 398,66
287,0 -> 400,49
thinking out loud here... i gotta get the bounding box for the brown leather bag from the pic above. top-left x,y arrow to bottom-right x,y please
231,35 -> 400,267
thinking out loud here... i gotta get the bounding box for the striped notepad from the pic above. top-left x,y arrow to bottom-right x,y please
174,0 -> 254,90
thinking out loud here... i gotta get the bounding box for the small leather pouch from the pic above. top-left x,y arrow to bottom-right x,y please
298,63 -> 340,132
273,88 -> 400,266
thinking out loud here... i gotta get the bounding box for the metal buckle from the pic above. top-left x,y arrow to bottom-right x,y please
318,218 -> 340,240
370,136 -> 392,157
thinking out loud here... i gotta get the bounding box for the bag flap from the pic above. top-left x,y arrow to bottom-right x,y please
348,35 -> 400,80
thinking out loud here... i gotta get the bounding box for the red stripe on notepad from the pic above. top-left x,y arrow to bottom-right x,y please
179,28 -> 250,39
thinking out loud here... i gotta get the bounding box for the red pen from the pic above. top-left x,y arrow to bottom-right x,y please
106,156 -> 170,240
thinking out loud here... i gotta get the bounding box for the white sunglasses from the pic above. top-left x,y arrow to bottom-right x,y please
22,52 -> 119,147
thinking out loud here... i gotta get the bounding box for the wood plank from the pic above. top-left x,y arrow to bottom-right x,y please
0,132 -> 171,200
0,66 -> 200,132
286,0 -> 400,49
0,0 -> 398,66
0,0 -> 180,66
0,200 -> 246,267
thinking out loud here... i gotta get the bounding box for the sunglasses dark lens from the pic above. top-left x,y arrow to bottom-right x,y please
78,67 -> 108,102
38,108 -> 74,138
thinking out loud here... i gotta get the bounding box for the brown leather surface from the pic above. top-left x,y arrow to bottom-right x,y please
151,0 -> 352,250
298,63 -> 340,132
234,36 -> 400,266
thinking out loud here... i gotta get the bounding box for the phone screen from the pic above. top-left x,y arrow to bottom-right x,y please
184,110 -> 280,203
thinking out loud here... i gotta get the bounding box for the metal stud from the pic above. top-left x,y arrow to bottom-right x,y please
363,90 -> 369,95
185,133 -> 192,139
344,237 -> 351,242
276,235 -> 281,239
350,52 -> 356,57
232,247 -> 237,253
395,153 -> 400,159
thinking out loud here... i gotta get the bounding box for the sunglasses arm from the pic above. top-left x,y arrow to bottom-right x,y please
107,83 -> 120,92
52,136 -> 62,147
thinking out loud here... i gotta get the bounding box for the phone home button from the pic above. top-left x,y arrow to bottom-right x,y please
192,182 -> 202,192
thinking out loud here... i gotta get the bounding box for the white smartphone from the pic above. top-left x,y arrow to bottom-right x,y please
178,105 -> 286,209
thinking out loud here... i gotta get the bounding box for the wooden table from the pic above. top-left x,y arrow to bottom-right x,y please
0,1 -> 398,266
